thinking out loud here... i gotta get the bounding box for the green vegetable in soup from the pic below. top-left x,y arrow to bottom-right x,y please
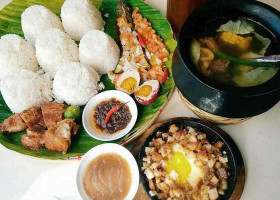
190,39 -> 200,66
233,67 -> 278,87
214,51 -> 279,68
252,32 -> 271,55
217,20 -> 255,35
64,106 -> 81,120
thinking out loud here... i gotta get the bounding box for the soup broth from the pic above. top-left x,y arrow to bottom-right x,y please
190,18 -> 279,87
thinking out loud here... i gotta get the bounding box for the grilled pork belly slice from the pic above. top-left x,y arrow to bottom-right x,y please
20,106 -> 46,128
0,114 -> 26,133
41,102 -> 66,128
44,119 -> 78,154
27,125 -> 46,137
22,134 -> 44,151
22,125 -> 46,150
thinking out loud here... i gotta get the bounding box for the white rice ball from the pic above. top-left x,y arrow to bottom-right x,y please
0,34 -> 39,79
0,69 -> 53,113
61,0 -> 104,41
53,62 -> 101,106
35,28 -> 79,77
21,5 -> 64,46
79,30 -> 120,74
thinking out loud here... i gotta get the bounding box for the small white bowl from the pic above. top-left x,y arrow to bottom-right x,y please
82,90 -> 138,141
76,143 -> 139,200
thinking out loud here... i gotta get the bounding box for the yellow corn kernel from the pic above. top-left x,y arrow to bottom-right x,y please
218,32 -> 252,52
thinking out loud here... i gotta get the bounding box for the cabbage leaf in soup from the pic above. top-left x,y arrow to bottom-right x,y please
217,20 -> 255,35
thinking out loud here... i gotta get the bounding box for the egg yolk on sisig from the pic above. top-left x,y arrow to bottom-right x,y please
120,77 -> 137,93
135,85 -> 152,97
166,151 -> 192,184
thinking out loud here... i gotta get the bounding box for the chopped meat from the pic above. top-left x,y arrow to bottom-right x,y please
55,119 -> 74,141
215,141 -> 224,149
26,125 -> 46,137
208,188 -> 219,200
209,59 -> 230,74
22,124 -> 46,150
72,123 -> 79,135
169,124 -> 179,133
210,176 -> 219,187
44,119 -> 78,154
199,37 -> 219,52
0,114 -> 26,133
20,106 -> 46,128
217,168 -> 228,179
41,102 -> 66,128
44,127 -> 70,154
22,134 -> 44,150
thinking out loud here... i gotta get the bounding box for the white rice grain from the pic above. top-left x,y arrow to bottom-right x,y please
35,28 -> 79,77
79,30 -> 120,74
61,0 -> 104,41
0,34 -> 39,79
53,62 -> 102,106
21,5 -> 64,46
0,69 -> 53,113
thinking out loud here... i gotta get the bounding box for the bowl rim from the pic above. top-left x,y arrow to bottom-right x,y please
138,117 -> 245,200
177,0 -> 280,97
76,143 -> 139,200
82,90 -> 138,141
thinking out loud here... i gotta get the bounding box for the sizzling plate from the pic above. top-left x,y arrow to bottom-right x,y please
137,117 -> 245,200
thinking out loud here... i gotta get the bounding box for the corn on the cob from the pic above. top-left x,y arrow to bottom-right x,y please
218,31 -> 252,52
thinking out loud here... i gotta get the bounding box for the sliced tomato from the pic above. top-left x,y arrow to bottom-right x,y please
161,68 -> 168,83
138,32 -> 146,48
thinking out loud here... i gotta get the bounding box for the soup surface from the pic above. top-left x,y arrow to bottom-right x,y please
83,153 -> 132,200
190,19 -> 279,87
91,98 -> 132,134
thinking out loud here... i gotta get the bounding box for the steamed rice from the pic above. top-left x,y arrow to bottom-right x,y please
0,34 -> 39,79
79,30 -> 120,74
21,5 -> 64,46
35,28 -> 79,77
53,62 -> 102,106
0,70 -> 53,113
61,0 -> 104,41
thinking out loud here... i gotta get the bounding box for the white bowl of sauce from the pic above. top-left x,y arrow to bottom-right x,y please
76,143 -> 139,200
82,90 -> 138,141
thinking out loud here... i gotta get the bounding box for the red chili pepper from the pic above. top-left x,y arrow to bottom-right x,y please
104,102 -> 129,125
161,68 -> 168,83
104,105 -> 121,125
138,32 -> 146,48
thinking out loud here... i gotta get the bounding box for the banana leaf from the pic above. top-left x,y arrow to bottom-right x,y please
0,0 -> 177,159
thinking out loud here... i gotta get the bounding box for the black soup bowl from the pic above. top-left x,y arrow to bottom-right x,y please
138,118 -> 245,200
173,0 -> 280,118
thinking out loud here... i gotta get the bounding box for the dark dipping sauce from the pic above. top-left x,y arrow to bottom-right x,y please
93,98 -> 132,134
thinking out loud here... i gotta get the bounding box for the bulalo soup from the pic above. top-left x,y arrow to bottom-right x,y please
190,19 -> 279,87
83,153 -> 132,200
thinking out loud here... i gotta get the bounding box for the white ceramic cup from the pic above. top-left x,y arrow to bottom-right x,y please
82,90 -> 138,141
76,143 -> 139,200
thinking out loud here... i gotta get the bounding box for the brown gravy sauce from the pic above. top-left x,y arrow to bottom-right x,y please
83,153 -> 132,200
